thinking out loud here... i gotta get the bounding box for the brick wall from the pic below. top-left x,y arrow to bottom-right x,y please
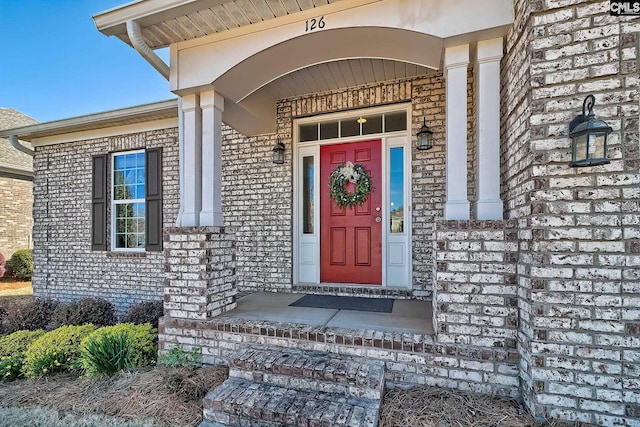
32,128 -> 179,313
222,73 -> 476,296
502,0 -> 640,424
0,176 -> 33,258
433,220 -> 519,349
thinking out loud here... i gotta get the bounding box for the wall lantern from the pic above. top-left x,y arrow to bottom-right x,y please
272,137 -> 285,164
569,95 -> 611,167
416,117 -> 433,150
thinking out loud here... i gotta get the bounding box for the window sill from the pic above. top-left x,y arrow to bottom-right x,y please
106,251 -> 147,258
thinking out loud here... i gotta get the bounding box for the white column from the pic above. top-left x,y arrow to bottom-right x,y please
177,93 -> 202,226
444,44 -> 470,220
476,38 -> 504,220
199,90 -> 225,226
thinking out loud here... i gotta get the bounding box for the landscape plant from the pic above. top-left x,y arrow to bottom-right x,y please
22,324 -> 97,378
0,329 -> 45,381
81,323 -> 157,376
158,345 -> 202,367
5,298 -> 59,333
51,297 -> 117,328
122,300 -> 164,328
9,249 -> 33,280
0,252 -> 5,278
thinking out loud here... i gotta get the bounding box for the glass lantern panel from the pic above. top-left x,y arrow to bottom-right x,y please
588,132 -> 606,159
574,134 -> 588,162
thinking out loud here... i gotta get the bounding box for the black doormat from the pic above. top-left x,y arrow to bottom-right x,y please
289,294 -> 394,313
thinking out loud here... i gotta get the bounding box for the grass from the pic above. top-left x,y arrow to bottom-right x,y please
0,279 -> 32,296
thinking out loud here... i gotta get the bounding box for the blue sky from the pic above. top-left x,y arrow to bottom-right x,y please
0,0 -> 173,123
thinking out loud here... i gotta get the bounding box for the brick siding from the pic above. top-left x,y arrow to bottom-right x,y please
0,176 -> 33,258
32,128 -> 179,313
502,1 -> 640,424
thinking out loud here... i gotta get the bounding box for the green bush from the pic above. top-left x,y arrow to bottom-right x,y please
122,300 -> 164,329
158,345 -> 202,367
0,330 -> 45,381
9,249 -> 33,280
5,298 -> 59,333
51,297 -> 117,328
81,323 -> 157,376
22,324 -> 97,379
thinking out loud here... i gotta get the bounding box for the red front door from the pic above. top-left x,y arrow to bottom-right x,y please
320,140 -> 382,285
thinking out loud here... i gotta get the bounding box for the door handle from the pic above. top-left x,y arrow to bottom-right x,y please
375,217 -> 382,223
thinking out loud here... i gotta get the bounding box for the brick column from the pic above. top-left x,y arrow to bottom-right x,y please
164,227 -> 236,320
433,220 -> 518,348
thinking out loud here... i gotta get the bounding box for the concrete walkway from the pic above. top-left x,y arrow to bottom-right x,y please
218,292 -> 434,335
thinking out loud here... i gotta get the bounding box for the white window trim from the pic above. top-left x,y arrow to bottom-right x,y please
111,149 -> 146,252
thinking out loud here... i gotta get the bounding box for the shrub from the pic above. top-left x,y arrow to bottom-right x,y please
0,329 -> 45,381
5,298 -> 59,333
9,249 -> 33,280
0,252 -> 5,278
158,346 -> 202,367
51,297 -> 117,328
122,300 -> 164,328
81,323 -> 157,376
22,324 -> 97,378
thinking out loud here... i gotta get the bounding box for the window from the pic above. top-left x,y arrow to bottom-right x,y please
91,148 -> 162,252
112,151 -> 146,250
298,110 -> 407,142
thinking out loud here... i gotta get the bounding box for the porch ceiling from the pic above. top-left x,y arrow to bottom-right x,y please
94,0 -> 345,49
262,58 -> 435,100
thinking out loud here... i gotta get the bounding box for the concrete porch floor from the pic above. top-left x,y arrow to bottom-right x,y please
217,292 -> 434,335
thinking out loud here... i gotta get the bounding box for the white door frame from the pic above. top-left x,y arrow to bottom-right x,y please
292,103 -> 413,288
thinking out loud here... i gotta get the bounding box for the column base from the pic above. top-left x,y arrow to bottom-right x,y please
444,200 -> 470,220
177,212 -> 200,227
476,199 -> 504,220
199,211 -> 224,227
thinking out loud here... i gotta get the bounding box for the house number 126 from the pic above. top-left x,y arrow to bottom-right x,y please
305,16 -> 325,32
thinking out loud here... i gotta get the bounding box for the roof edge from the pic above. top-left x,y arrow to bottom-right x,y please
0,99 -> 178,142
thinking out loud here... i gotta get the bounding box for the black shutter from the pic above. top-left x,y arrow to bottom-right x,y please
91,154 -> 108,251
145,148 -> 163,252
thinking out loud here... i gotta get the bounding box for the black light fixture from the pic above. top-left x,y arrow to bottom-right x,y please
416,117 -> 433,150
569,95 -> 612,167
272,137 -> 285,164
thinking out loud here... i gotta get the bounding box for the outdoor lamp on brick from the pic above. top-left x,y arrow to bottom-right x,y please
272,137 -> 285,164
416,117 -> 433,150
569,94 -> 612,167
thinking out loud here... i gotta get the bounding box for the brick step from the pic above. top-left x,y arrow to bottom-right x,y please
230,345 -> 385,400
202,378 -> 380,427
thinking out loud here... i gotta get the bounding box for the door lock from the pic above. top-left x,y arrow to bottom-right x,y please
375,207 -> 381,212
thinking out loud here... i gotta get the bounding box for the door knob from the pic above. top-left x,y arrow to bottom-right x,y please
375,217 -> 382,223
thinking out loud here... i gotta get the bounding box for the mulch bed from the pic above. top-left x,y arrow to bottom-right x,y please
0,367 -> 228,427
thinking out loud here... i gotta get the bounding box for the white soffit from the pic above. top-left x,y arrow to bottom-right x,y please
95,0 -> 346,49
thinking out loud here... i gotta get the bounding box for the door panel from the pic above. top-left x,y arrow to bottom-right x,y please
320,140 -> 382,284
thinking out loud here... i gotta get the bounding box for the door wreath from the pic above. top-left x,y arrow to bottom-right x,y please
328,161 -> 373,208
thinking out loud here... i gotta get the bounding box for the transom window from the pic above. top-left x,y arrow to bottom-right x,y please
298,110 -> 407,142
112,150 -> 146,251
